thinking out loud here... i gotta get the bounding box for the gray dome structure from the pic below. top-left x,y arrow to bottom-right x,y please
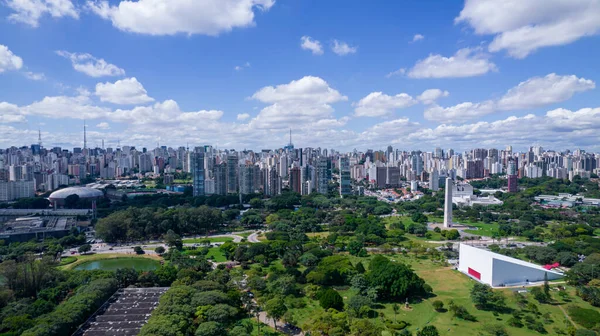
49,187 -> 104,206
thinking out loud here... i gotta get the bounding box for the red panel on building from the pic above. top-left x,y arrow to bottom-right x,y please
468,267 -> 481,280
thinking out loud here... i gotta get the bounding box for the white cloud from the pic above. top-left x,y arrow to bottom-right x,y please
354,92 -> 417,117
417,89 -> 449,105
0,45 -> 23,73
56,51 -> 125,77
386,68 -> 406,78
0,102 -> 25,123
497,73 -> 595,110
237,113 -> 250,121
95,77 -> 154,105
4,0 -> 78,27
413,108 -> 600,150
235,62 -> 251,71
331,40 -> 358,56
300,36 -> 323,55
424,101 -> 496,124
407,47 -> 497,78
21,93 -> 110,120
111,100 -> 224,126
425,74 -> 594,123
250,76 -> 347,129
456,0 -> 600,58
96,122 -> 110,129
252,76 -> 347,104
24,72 -> 45,81
412,34 -> 425,42
87,0 -> 274,36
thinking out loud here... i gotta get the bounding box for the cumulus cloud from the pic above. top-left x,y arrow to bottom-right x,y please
237,113 -> 250,121
331,40 -> 358,55
425,74 -> 594,123
413,108 -> 600,150
497,73 -> 595,110
252,76 -> 346,104
21,93 -> 110,120
412,34 -> 425,42
424,101 -> 496,124
87,0 -> 274,36
300,36 -> 323,55
95,77 -> 154,105
110,100 -> 224,126
4,0 -> 78,27
456,0 -> 600,58
354,92 -> 417,117
96,122 -> 110,129
417,89 -> 449,105
0,45 -> 23,73
56,51 -> 125,77
250,76 -> 347,129
407,48 -> 497,79
0,102 -> 26,123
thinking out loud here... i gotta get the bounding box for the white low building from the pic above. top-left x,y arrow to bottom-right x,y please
458,244 -> 563,287
453,195 -> 504,207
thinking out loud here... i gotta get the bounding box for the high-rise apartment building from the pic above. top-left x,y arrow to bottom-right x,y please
316,157 -> 330,194
289,166 -> 301,194
191,147 -> 205,197
339,157 -> 352,196
227,154 -> 239,194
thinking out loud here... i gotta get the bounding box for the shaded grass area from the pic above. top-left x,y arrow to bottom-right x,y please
60,253 -> 162,270
182,237 -> 234,244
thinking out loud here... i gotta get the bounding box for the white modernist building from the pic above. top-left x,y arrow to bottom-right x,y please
458,244 -> 564,287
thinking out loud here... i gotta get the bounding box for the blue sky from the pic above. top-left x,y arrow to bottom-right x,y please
1,0 -> 600,152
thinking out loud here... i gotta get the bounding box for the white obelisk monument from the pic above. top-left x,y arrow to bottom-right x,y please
444,177 -> 453,228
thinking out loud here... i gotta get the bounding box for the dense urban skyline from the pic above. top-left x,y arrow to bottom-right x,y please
1,1 -> 600,151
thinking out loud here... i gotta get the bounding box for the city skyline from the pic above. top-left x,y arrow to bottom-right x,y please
1,1 -> 600,151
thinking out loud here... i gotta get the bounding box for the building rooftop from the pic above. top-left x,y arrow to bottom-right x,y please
49,187 -> 104,200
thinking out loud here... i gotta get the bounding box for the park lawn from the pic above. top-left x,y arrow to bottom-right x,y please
58,256 -> 77,266
183,237 -> 234,244
461,220 -> 500,237
371,255 -> 595,335
297,253 -> 595,335
205,247 -> 227,262
60,253 -> 162,270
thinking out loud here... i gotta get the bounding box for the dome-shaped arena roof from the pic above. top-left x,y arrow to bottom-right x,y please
49,187 -> 104,200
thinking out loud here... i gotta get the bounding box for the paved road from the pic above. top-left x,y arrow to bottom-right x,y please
65,231 -> 257,257
247,232 -> 261,243
258,312 -> 303,336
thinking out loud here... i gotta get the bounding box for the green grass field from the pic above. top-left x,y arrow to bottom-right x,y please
460,220 -> 500,237
183,237 -> 234,244
205,247 -> 227,262
286,253 -> 597,335
58,256 -> 77,266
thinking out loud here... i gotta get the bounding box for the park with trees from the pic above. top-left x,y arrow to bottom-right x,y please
0,174 -> 599,334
